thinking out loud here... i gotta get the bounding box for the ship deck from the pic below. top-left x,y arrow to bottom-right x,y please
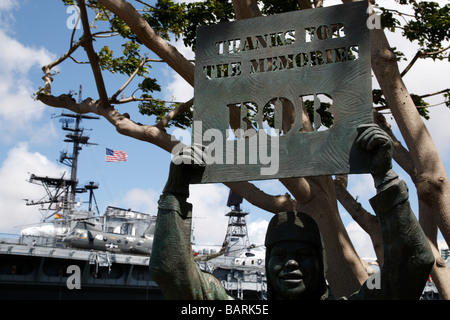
0,242 -> 162,300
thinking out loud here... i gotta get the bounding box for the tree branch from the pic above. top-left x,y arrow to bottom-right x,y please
38,93 -> 101,114
156,98 -> 194,129
111,96 -> 184,105
231,0 -> 262,20
279,177 -> 311,204
401,45 -> 450,77
400,50 -> 421,78
298,0 -> 313,9
333,176 -> 383,263
41,38 -> 85,94
225,181 -> 296,213
111,56 -> 148,101
37,93 -> 180,152
77,0 -> 110,109
69,4 -> 81,50
419,88 -> 450,100
98,0 -> 195,86
92,30 -> 120,38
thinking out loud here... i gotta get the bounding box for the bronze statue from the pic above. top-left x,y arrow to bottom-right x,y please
149,124 -> 434,300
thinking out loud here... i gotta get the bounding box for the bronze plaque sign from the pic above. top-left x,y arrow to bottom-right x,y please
192,1 -> 372,183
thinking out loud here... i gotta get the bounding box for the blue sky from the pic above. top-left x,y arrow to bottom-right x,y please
0,0 -> 449,258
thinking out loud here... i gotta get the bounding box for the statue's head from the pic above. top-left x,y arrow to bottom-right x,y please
264,212 -> 328,300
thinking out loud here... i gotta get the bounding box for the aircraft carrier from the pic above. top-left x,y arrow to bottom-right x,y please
196,191 -> 267,300
0,111 -> 267,300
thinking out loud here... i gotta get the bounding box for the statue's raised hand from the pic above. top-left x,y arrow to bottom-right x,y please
356,124 -> 395,189
162,144 -> 206,196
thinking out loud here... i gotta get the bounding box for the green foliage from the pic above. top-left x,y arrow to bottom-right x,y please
380,1 -> 450,59
373,1 -> 449,118
378,7 -> 398,32
303,99 -> 334,129
98,41 -> 147,76
445,92 -> 450,108
139,100 -> 193,129
373,89 -> 430,120
139,77 -> 161,93
403,2 -> 450,56
110,16 -> 141,44
184,0 -> 234,49
141,1 -> 187,42
410,94 -> 430,120
141,0 -> 234,49
260,0 -> 301,15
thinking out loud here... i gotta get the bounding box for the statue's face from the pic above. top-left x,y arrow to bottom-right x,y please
267,241 -> 321,299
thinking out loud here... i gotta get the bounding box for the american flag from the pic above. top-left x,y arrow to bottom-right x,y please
106,148 -> 128,162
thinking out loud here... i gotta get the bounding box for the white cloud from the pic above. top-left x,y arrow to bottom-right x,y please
119,182 -> 269,248
0,0 -> 16,10
163,38 -> 194,102
122,187 -> 160,214
0,142 -> 67,234
188,183 -> 230,246
117,182 -> 232,246
346,220 -> 376,259
166,72 -> 194,102
248,218 -> 269,246
0,0 -> 17,30
0,4 -> 55,143
348,173 -> 376,201
0,30 -> 52,75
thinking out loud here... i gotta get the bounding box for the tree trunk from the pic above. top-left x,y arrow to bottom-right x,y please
302,175 -> 370,297
420,200 -> 450,299
370,27 -> 450,299
334,176 -> 384,264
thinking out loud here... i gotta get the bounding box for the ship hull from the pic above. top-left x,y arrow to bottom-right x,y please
0,243 -> 163,300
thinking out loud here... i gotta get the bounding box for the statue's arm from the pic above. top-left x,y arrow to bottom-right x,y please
149,193 -> 196,299
149,146 -> 232,300
353,125 -> 434,300
362,177 -> 435,299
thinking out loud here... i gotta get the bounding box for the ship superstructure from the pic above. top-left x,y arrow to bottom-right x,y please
195,191 -> 267,300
